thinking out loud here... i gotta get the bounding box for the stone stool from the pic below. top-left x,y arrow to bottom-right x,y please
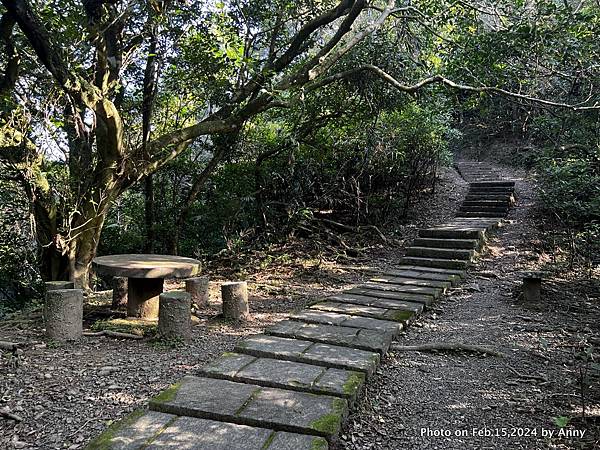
221,281 -> 250,320
44,289 -> 83,340
185,276 -> 210,308
521,271 -> 547,302
45,281 -> 75,291
158,291 -> 192,341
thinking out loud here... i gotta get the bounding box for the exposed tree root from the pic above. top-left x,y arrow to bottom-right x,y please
0,408 -> 23,422
83,330 -> 143,340
391,342 -> 504,357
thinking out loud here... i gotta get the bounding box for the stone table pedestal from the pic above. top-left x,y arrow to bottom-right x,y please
92,254 -> 200,319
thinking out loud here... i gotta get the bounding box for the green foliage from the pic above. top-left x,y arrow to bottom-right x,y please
536,144 -> 600,268
0,176 -> 42,316
553,416 -> 570,428
538,149 -> 600,227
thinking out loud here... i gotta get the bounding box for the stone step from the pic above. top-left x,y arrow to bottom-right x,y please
418,227 -> 483,240
149,376 -> 347,443
465,192 -> 513,199
330,292 -> 427,311
399,256 -> 470,270
468,187 -> 514,194
368,275 -> 451,290
290,310 -> 403,336
412,237 -> 480,250
449,218 -> 503,228
459,206 -> 508,213
394,265 -> 467,276
235,334 -> 380,376
345,288 -> 435,305
456,212 -> 506,218
470,181 -> 515,187
361,281 -> 442,297
310,301 -> 417,324
462,200 -> 510,207
87,410 -> 328,450
200,352 -> 366,403
405,246 -> 474,260
266,320 -> 393,354
376,268 -> 463,285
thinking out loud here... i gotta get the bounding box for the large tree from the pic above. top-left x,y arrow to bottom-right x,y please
1,0 -> 598,287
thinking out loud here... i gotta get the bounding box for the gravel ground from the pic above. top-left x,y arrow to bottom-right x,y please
6,164 -> 594,450
0,167 -> 464,450
340,164 -> 600,450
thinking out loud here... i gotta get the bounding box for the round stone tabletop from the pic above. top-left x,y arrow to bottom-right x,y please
92,254 -> 201,279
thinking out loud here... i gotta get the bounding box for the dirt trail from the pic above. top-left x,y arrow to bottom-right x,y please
340,164 -> 600,450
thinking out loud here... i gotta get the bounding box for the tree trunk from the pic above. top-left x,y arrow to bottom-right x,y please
144,174 -> 155,253
68,210 -> 107,289
31,189 -> 70,282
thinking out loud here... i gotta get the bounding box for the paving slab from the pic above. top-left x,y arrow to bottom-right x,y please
330,293 -> 426,311
347,287 -> 434,303
344,289 -> 434,306
290,310 -> 403,335
85,411 -> 329,450
200,352 -> 365,401
266,320 -> 392,353
235,334 -> 380,376
406,246 -> 475,260
149,376 -> 347,442
418,227 -> 484,240
392,266 -> 467,277
290,309 -> 404,337
310,301 -> 417,323
399,256 -> 470,270
368,275 -> 451,290
412,237 -> 480,249
85,410 -> 174,450
373,269 -> 461,285
360,281 -> 443,298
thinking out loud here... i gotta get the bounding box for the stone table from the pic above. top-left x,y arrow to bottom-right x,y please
92,254 -> 200,319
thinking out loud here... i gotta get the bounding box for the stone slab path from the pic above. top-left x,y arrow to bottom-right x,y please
86,162 -> 515,449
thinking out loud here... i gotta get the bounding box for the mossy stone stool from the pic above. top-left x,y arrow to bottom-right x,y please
520,270 -> 548,303
158,291 -> 192,341
44,288 -> 83,340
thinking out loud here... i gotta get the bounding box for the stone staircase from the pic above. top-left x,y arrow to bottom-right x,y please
87,162 -> 515,450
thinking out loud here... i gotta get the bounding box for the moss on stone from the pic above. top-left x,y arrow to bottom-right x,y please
310,437 -> 329,450
369,353 -> 380,367
91,318 -> 157,337
261,431 -> 277,449
309,398 -> 346,436
150,381 -> 182,405
84,409 -> 145,450
221,351 -> 239,358
390,310 -> 414,322
342,372 -> 365,396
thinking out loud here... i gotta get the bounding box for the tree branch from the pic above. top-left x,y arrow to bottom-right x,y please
306,64 -> 600,111
2,0 -> 99,107
0,11 -> 19,96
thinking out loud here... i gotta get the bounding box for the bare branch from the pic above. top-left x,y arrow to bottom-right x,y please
306,64 -> 600,111
306,1 -> 398,82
